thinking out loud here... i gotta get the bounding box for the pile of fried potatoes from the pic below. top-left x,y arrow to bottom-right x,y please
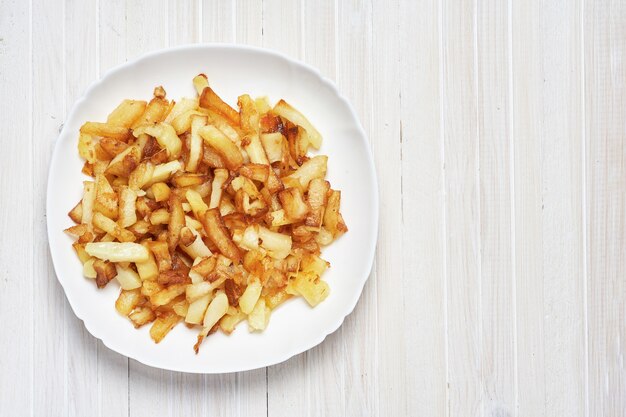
65,74 -> 347,351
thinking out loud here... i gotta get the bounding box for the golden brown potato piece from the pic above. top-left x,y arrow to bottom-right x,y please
278,187 -> 309,221
93,259 -> 117,288
304,179 -> 330,229
68,201 -> 83,224
94,175 -> 118,220
105,145 -> 141,178
192,73 -> 209,95
80,122 -> 131,141
200,208 -> 242,264
99,137 -> 129,158
199,87 -> 240,127
150,311 -> 180,343
107,99 -> 147,128
132,96 -> 170,129
198,125 -> 243,171
147,240 -> 172,272
323,190 -> 348,238
272,99 -> 322,149
129,307 -> 156,328
239,163 -> 269,183
167,192 -> 185,253
115,289 -> 142,316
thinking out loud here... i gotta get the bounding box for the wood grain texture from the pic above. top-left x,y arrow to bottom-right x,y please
31,1 -> 67,416
0,0 -> 32,415
399,0 -> 448,415
3,0 -> 626,415
512,2 -> 587,416
477,0 -> 516,414
371,0 -> 404,415
585,0 -> 626,414
441,0 -> 481,414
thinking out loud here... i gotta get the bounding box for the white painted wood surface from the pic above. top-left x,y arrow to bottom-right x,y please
1,0 -> 624,415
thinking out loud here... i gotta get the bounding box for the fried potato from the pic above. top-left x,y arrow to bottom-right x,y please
107,100 -> 147,128
129,307 -> 156,328
68,77 -> 347,349
92,212 -> 136,242
323,190 -> 348,238
132,96 -> 170,129
185,294 -> 210,324
209,168 -> 229,209
239,277 -> 262,314
118,186 -> 138,228
78,133 -> 96,163
199,125 -> 243,171
115,289 -> 142,315
150,182 -> 171,202
258,227 -> 292,260
164,97 -> 199,123
288,272 -> 329,307
133,123 -> 182,159
187,115 -> 206,172
81,181 -> 96,225
305,179 -> 330,229
93,259 -> 117,288
105,145 -> 140,178
167,192 -> 185,252
201,209 -> 242,264
85,242 -> 150,263
80,122 -> 131,141
199,87 -> 240,127
248,298 -> 270,331
278,187 -> 309,221
192,74 -> 209,95
272,99 -> 322,149
150,311 -> 180,343
283,155 -> 327,190
94,174 -> 118,220
115,264 -> 142,290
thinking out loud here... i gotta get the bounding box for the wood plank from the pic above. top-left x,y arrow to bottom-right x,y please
476,0 -> 515,414
335,1 -> 378,415
399,0 -> 447,415
64,0 -> 100,415
169,0 -> 198,46
584,0 -> 626,414
261,0 -> 301,55
511,1 -> 547,414
0,0 -> 33,415
201,0 -> 233,43
535,1 -> 586,415
234,0 -> 262,46
31,0 -> 67,415
263,1 -> 309,416
512,1 -> 587,415
441,0 -> 481,414
371,0 -> 405,415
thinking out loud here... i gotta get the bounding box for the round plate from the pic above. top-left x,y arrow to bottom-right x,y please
47,44 -> 378,373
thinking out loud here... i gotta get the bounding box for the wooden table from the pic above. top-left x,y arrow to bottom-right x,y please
1,0 -> 624,415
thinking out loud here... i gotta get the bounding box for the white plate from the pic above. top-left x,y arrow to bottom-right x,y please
47,44 -> 378,373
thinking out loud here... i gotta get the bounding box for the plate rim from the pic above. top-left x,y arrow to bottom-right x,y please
46,43 -> 379,373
